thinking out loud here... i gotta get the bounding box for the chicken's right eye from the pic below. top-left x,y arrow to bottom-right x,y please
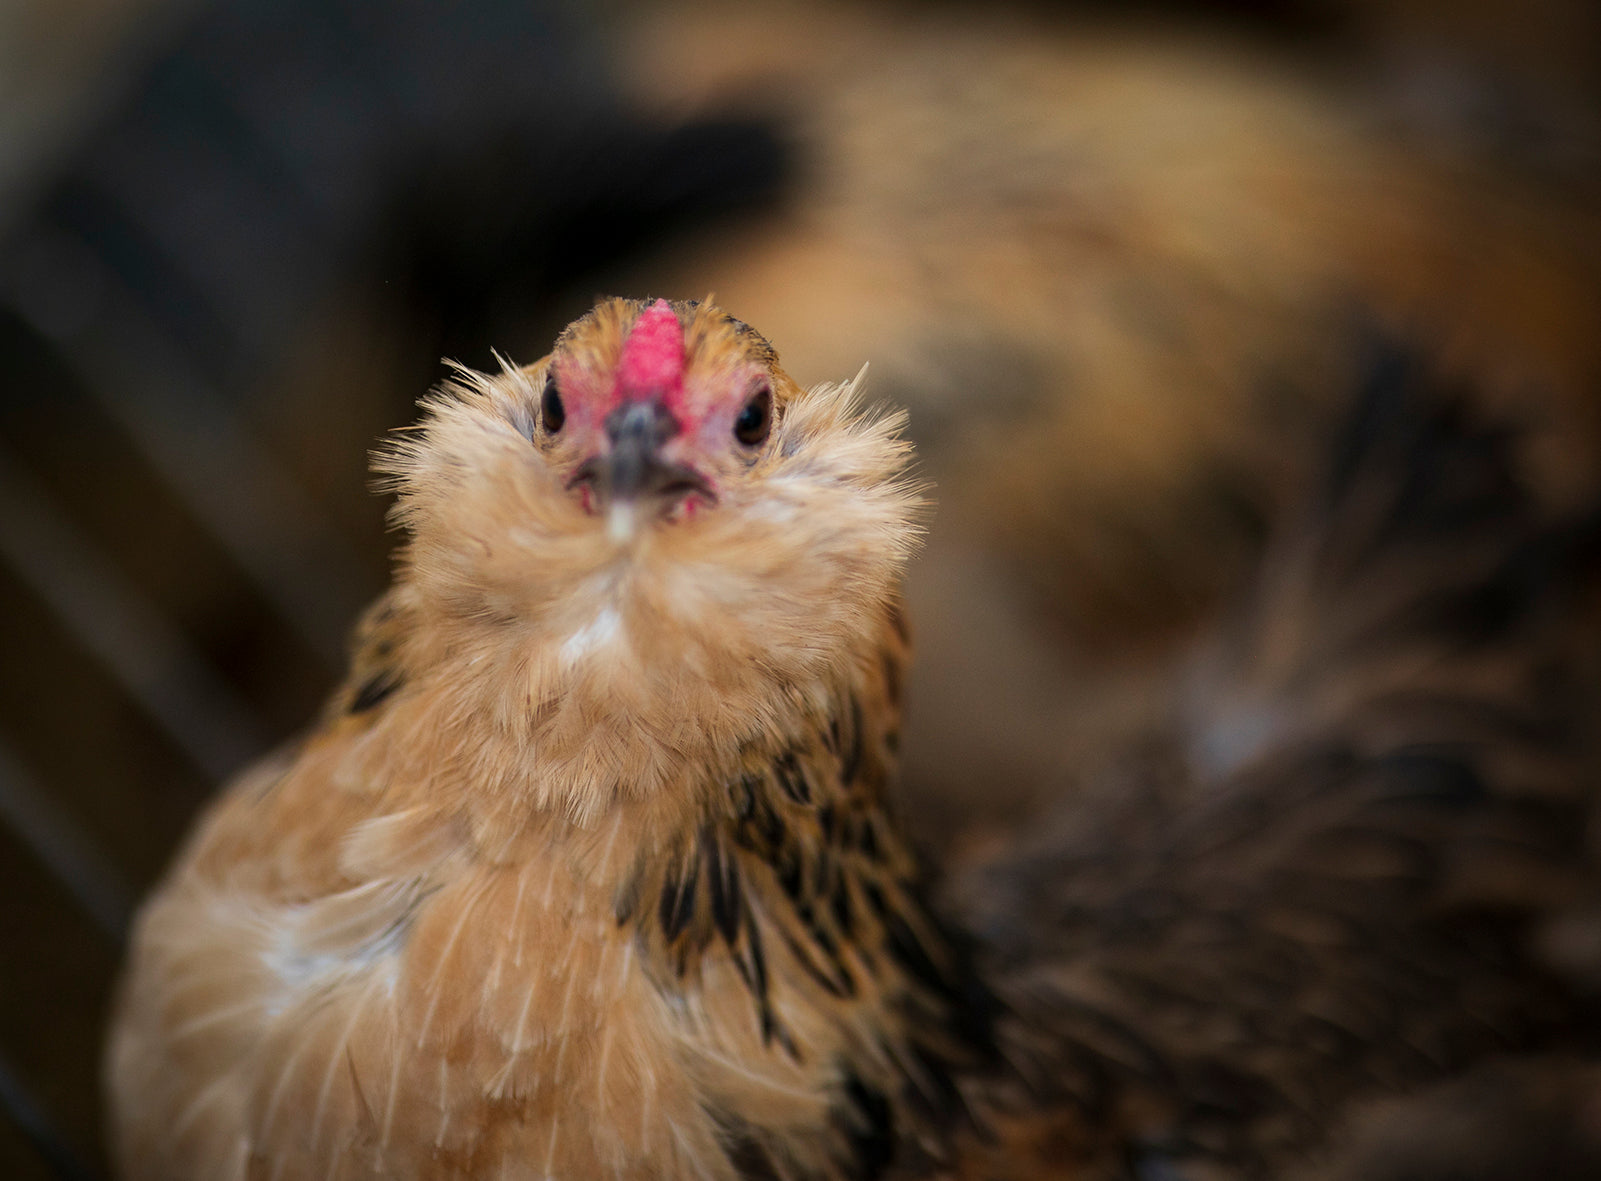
734,385 -> 772,447
542,376 -> 566,433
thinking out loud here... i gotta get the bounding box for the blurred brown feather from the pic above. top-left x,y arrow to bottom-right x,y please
598,0 -> 1601,840
949,348 -> 1601,1177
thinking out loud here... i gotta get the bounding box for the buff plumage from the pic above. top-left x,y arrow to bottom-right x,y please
104,299 -> 977,1180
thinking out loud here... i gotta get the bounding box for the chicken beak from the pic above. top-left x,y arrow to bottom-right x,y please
570,401 -> 712,541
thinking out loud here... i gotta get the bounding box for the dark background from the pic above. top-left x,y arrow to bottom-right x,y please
0,1 -> 1597,1174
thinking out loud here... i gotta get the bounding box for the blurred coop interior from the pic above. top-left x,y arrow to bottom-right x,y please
0,0 -> 1599,1176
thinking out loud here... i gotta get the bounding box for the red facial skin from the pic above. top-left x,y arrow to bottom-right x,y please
551,301 -> 771,522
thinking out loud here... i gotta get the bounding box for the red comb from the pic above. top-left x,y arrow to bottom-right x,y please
616,299 -> 685,403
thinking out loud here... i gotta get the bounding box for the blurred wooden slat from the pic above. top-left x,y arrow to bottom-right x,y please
0,820 -> 119,1178
0,741 -> 131,942
0,1045 -> 103,1181
0,0 -> 188,233
0,442 -> 266,782
0,1106 -> 67,1181
2,245 -> 374,664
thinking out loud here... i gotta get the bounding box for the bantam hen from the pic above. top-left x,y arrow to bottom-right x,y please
106,299 -> 1601,1180
105,297 -> 983,1179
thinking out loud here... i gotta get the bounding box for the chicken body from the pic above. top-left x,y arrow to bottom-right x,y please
105,299 -> 985,1179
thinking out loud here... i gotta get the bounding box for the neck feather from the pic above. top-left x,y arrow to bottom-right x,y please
328,592 -> 997,1177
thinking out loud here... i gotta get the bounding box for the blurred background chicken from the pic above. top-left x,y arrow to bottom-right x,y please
1,0 -> 1600,1175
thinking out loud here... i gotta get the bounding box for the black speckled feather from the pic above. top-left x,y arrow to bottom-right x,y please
624,624 -> 999,1179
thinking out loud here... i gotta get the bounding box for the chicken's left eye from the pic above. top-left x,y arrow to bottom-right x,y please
734,386 -> 772,446
542,375 -> 565,433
